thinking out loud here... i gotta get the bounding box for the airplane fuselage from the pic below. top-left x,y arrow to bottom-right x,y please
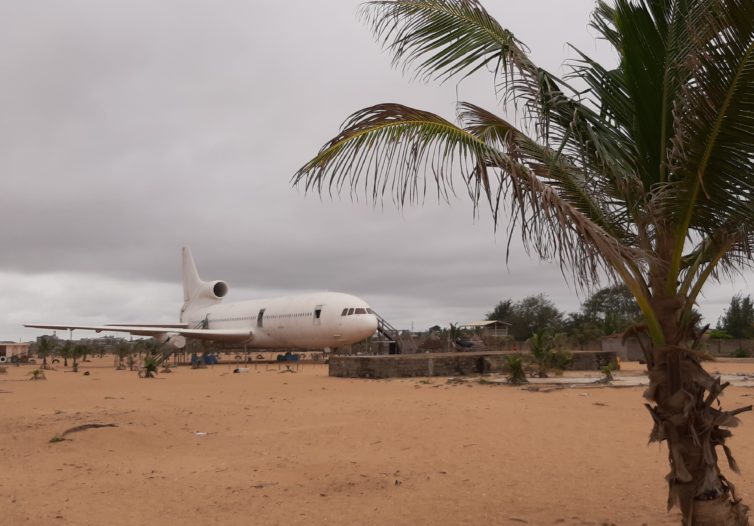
181,291 -> 378,349
26,248 -> 380,351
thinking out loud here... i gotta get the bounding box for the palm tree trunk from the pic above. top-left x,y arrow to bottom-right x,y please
644,341 -> 751,525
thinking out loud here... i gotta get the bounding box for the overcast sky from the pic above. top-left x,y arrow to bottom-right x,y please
2,0 -> 752,342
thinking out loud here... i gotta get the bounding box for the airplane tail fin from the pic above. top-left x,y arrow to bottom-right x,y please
180,247 -> 229,321
182,246 -> 203,303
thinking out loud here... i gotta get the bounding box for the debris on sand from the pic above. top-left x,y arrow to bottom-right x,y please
49,423 -> 118,443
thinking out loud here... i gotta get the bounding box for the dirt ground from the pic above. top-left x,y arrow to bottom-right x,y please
2,357 -> 754,525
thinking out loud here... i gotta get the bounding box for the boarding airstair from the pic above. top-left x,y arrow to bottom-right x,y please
152,318 -> 208,365
373,312 -> 417,355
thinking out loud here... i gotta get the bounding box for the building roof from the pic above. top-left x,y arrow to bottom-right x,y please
460,320 -> 511,328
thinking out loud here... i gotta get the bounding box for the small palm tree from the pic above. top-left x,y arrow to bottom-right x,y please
28,369 -> 46,381
59,340 -> 73,368
504,354 -> 527,385
36,336 -> 56,370
72,343 -> 87,373
528,331 -> 555,378
114,342 -> 130,370
140,355 -> 159,379
295,1 -> 754,522
138,339 -> 162,378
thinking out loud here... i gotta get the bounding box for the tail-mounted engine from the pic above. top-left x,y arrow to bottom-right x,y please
196,280 -> 229,302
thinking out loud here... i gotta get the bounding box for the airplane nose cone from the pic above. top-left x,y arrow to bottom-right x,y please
366,314 -> 378,333
355,314 -> 378,337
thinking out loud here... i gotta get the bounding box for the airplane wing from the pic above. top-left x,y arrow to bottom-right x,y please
24,323 -> 254,343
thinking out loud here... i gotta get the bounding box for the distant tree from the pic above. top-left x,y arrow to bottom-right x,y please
719,294 -> 754,339
136,338 -> 161,360
580,285 -> 642,335
59,340 -> 73,368
485,300 -> 513,323
36,336 -> 56,370
447,322 -> 464,341
564,313 -> 604,350
114,342 -> 130,370
72,343 -> 87,372
507,294 -> 562,341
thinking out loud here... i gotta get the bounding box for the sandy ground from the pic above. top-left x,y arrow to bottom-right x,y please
2,358 -> 754,525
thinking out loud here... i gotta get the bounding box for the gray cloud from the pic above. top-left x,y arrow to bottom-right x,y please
1,0 -> 751,341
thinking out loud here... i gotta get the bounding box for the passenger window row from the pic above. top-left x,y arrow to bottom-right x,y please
203,312 -> 315,323
266,313 -> 311,319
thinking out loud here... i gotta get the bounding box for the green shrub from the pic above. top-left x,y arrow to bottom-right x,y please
505,355 -> 528,385
550,349 -> 573,371
733,348 -> 750,358
140,356 -> 159,378
709,329 -> 734,339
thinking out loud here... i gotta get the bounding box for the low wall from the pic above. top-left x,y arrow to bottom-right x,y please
329,350 -> 618,379
705,339 -> 754,357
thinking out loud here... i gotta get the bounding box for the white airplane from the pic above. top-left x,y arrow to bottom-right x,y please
26,247 -> 379,350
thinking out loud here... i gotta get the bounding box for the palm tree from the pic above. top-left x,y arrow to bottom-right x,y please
114,341 -> 130,370
36,336 -> 56,370
72,343 -> 87,373
137,339 -> 162,377
294,1 -> 754,523
528,331 -> 556,378
59,340 -> 73,368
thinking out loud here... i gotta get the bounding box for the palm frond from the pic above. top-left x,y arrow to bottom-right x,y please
361,0 -> 530,83
457,102 -> 634,243
294,103 -> 649,292
362,0 -> 648,210
666,0 -> 754,278
295,103 -> 476,205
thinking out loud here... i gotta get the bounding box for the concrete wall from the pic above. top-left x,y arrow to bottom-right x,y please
601,337 -> 754,360
569,350 -> 619,370
602,336 -> 647,361
705,339 -> 754,356
329,350 -> 618,379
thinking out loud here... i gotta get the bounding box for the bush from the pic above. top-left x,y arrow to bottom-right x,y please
505,355 -> 528,384
550,349 -> 573,371
139,356 -> 159,378
528,331 -> 571,377
733,348 -> 750,358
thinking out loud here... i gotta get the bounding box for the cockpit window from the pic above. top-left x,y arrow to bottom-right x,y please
355,308 -> 367,314
341,308 -> 348,316
347,308 -> 355,315
366,308 -> 374,314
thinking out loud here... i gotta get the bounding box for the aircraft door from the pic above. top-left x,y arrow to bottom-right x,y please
257,308 -> 265,328
313,305 -> 323,326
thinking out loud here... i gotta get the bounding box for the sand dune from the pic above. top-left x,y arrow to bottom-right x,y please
2,358 -> 754,525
